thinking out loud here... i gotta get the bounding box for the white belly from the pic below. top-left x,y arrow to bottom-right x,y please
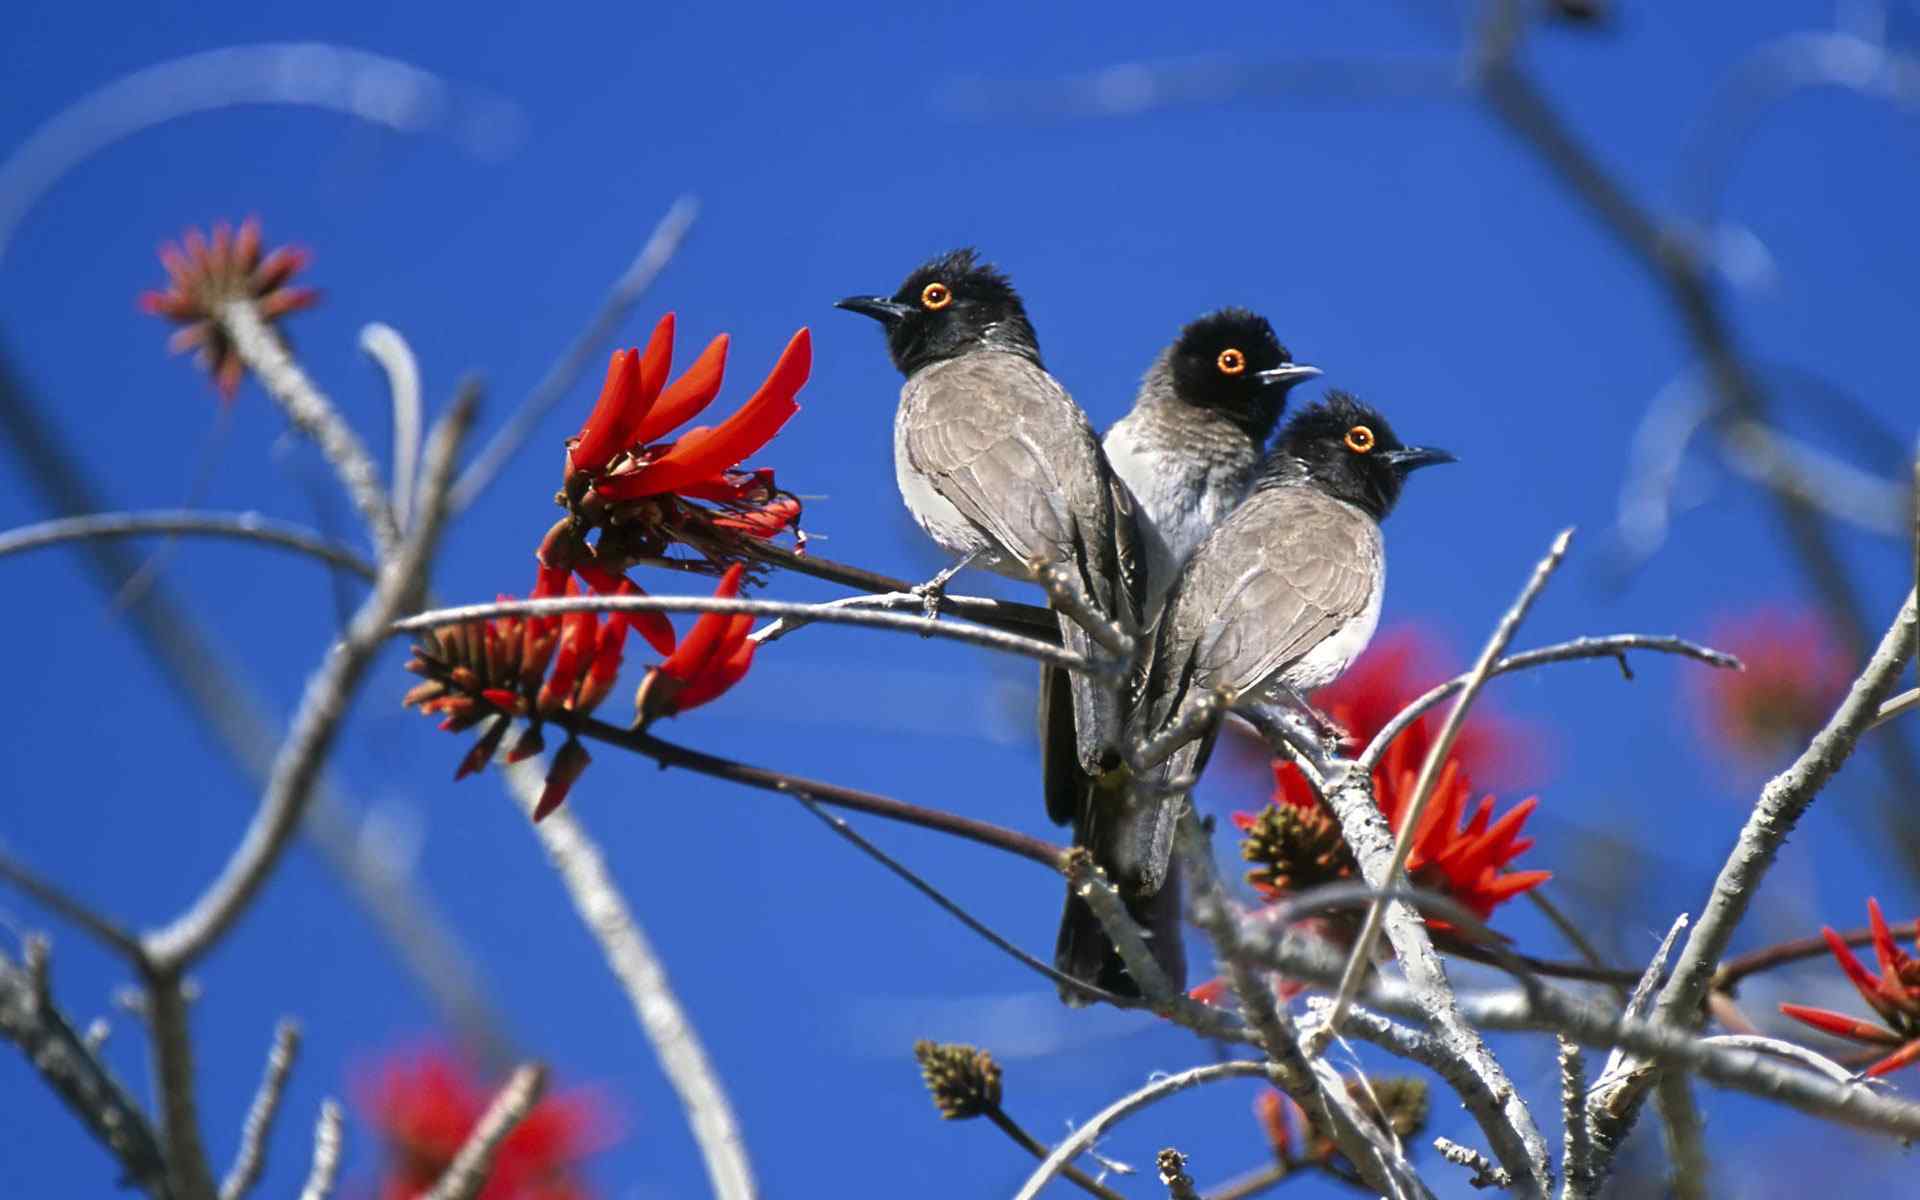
1284,551 -> 1384,692
1105,418 -> 1252,612
893,399 -> 1019,577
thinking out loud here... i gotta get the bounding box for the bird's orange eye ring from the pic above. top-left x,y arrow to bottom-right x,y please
1216,348 -> 1246,375
921,282 -> 952,310
1345,425 -> 1376,454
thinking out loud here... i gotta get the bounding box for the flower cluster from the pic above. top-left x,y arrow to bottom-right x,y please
1691,605 -> 1850,765
541,314 -> 812,585
359,1046 -> 607,1199
1236,627 -> 1549,932
139,218 -> 318,401
912,1040 -> 1004,1120
1780,898 -> 1920,1077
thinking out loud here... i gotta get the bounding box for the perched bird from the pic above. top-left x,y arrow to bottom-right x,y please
1105,307 -> 1320,615
1125,392 -> 1456,920
837,249 -> 1154,1001
1049,308 -> 1317,1001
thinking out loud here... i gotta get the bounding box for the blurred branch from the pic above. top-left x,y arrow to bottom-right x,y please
451,195 -> 698,512
0,510 -> 377,580
395,591 -> 1098,676
503,761 -> 759,1200
1715,915 -> 1920,993
0,43 -> 523,264
219,299 -> 400,557
422,1063 -> 548,1200
359,323 -> 422,531
219,1019 -> 299,1200
295,1101 -> 343,1200
0,846 -> 144,961
0,938 -> 173,1198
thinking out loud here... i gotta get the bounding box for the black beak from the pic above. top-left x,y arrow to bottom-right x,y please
1381,446 -> 1457,473
1254,363 -> 1322,389
835,295 -> 915,325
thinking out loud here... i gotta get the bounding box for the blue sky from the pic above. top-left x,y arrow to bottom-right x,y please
4,2 -> 1919,1196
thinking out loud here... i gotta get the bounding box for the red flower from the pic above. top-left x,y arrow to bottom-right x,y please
139,218 -> 318,401
359,1046 -> 608,1199
631,564 -> 757,726
1692,606 -> 1849,765
1780,898 -> 1920,1077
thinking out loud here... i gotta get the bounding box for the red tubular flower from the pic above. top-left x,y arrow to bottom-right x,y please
632,564 -> 757,726
358,1045 -> 609,1199
1781,898 -> 1920,1076
1692,605 -> 1850,765
536,738 -> 593,823
1371,737 -> 1550,924
139,218 -> 319,401
569,314 -> 678,476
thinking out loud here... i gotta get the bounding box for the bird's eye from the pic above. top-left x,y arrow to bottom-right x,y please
1217,348 -> 1246,375
921,282 -> 952,310
1344,425 -> 1376,454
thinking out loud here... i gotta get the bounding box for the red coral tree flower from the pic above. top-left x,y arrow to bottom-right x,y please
631,563 -> 758,727
139,217 -> 318,401
1691,605 -> 1850,765
1780,898 -> 1920,1077
359,1045 -> 609,1199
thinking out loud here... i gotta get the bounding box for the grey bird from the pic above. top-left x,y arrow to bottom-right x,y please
1126,392 -> 1456,909
1047,309 -> 1318,1001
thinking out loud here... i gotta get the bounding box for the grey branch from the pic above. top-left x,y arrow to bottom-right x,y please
0,510 -> 377,581
0,846 -> 144,961
748,588 -> 1058,647
1356,634 -> 1740,772
1433,1138 -> 1512,1190
1323,528 -> 1573,1064
359,324 -> 423,531
1558,1039 -> 1595,1200
395,593 -> 1098,675
295,1101 -> 342,1200
1063,848 -> 1175,1005
504,760 -> 758,1200
220,1019 -> 299,1200
451,195 -> 699,512
1586,915 -> 1686,1165
1698,1035 -> 1860,1086
1011,1062 -> 1276,1200
145,388 -> 473,968
0,939 -> 172,1198
218,298 -> 400,556
422,1063 -> 548,1200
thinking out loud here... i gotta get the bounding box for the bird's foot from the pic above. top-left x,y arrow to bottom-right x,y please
910,551 -> 978,625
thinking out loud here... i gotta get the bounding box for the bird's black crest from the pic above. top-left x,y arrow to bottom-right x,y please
1269,390 -> 1449,520
1166,307 -> 1298,442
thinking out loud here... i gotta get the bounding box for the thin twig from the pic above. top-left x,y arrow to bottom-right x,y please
219,298 -> 399,556
0,941 -> 173,1198
395,592 -> 1098,676
1200,1162 -> 1290,1200
1559,1039 -> 1595,1200
503,761 -> 758,1200
981,1107 -> 1128,1200
359,323 -> 422,530
1870,687 -> 1920,731
294,1101 -> 342,1200
1011,1062 -> 1275,1200
1433,1138 -> 1512,1190
1653,1073 -> 1709,1200
220,1019 -> 300,1200
740,540 -> 1058,634
749,589 -> 1059,647
1062,848 -> 1175,1006
422,1064 -> 548,1200
451,195 -> 698,511
1357,634 -> 1740,772
0,510 -> 377,580
1698,1035 -> 1861,1087
0,847 -> 144,962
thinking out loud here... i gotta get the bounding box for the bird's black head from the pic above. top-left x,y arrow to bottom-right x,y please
836,248 -> 1042,376
1270,390 -> 1455,521
1165,307 -> 1319,442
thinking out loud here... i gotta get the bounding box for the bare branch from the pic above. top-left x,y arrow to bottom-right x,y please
1698,1035 -> 1861,1087
0,510 -> 377,581
359,324 -> 422,530
395,592 -> 1099,676
503,762 -> 758,1200
1062,848 -> 1175,1006
1433,1138 -> 1511,1190
219,298 -> 400,556
1011,1062 -> 1274,1200
220,1019 -> 300,1200
0,940 -> 172,1198
0,846 -> 144,961
749,588 -> 1058,647
740,540 -> 1058,635
451,195 -> 699,512
1870,686 -> 1920,732
1559,1039 -> 1595,1200
1357,634 -> 1740,772
295,1101 -> 342,1200
145,387 -> 474,968
978,1107 -> 1128,1200
422,1063 -> 548,1200
1653,1074 -> 1709,1200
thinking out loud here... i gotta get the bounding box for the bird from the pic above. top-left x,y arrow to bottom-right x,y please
1124,391 -> 1456,926
1047,308 -> 1318,1001
1105,307 -> 1320,616
836,249 -> 1156,1002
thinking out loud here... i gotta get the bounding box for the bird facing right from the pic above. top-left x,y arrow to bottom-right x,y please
1125,392 -> 1457,893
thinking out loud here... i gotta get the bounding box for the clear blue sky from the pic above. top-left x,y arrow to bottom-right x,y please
4,2 -> 1919,1196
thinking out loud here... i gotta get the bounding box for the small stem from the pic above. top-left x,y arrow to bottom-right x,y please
983,1106 -> 1128,1200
